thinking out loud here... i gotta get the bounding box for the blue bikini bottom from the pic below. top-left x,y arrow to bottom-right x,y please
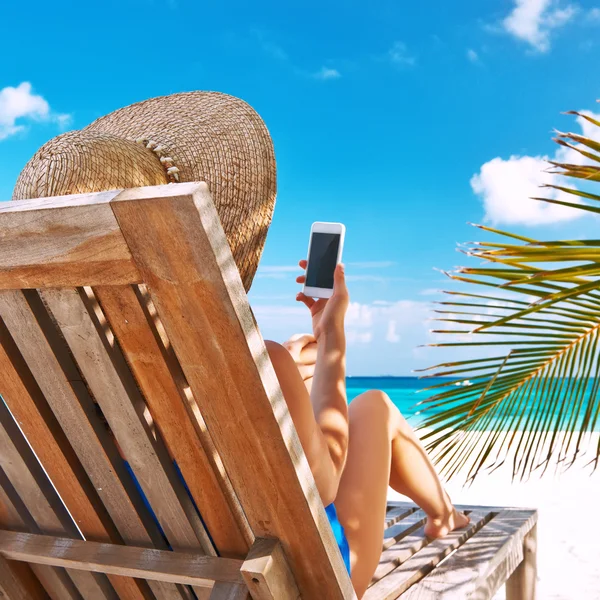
325,503 -> 351,574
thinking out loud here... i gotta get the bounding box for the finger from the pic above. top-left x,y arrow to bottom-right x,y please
287,332 -> 315,344
298,342 -> 318,365
298,259 -> 308,269
297,363 -> 315,380
283,340 -> 302,360
285,333 -> 315,355
296,292 -> 315,309
296,275 -> 306,284
333,263 -> 348,296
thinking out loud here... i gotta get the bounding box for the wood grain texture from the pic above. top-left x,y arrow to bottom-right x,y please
401,511 -> 537,600
0,302 -> 155,600
240,538 -> 300,600
0,470 -> 82,600
40,286 -> 213,556
110,184 -> 356,600
0,530 -> 245,587
209,584 -> 250,600
364,510 -> 492,600
94,283 -> 250,557
506,522 -> 537,600
0,190 -> 140,289
135,283 -> 252,547
383,510 -> 427,552
0,554 -> 49,600
0,290 -> 189,600
0,401 -> 115,599
384,506 -> 417,530
371,511 -> 429,586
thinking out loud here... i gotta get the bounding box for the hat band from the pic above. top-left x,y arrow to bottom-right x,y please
135,138 -> 181,183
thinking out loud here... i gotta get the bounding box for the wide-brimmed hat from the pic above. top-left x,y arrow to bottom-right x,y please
13,91 -> 277,290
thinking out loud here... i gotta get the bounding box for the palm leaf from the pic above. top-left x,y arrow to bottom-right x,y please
422,107 -> 600,482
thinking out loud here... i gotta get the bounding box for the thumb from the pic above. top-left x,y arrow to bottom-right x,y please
333,263 -> 348,296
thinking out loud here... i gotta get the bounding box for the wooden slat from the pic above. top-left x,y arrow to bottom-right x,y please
0,469 -> 82,600
0,401 -> 116,599
384,506 -> 417,530
372,511 -> 430,585
0,554 -> 49,600
110,183 -> 356,600
241,538 -> 300,600
209,584 -> 250,600
41,287 -> 210,599
94,283 -> 250,557
0,190 -> 141,289
40,287 -> 213,554
364,510 -> 492,600
0,303 -> 160,600
0,530 -> 245,587
383,509 -> 427,552
401,511 -> 537,600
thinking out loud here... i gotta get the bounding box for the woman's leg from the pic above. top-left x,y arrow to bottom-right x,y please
334,390 -> 469,598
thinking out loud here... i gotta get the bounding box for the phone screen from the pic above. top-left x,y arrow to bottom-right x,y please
306,232 -> 341,289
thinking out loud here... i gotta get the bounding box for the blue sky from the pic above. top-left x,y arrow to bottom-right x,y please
1,0 -> 600,375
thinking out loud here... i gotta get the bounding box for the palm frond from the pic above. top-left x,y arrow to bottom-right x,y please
422,108 -> 600,482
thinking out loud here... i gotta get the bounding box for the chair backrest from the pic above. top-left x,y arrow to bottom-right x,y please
0,183 -> 355,600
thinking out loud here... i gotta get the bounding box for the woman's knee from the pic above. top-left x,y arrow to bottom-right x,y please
350,389 -> 396,417
265,340 -> 290,369
349,389 -> 402,432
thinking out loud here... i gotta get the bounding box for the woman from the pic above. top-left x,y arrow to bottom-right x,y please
265,260 -> 469,598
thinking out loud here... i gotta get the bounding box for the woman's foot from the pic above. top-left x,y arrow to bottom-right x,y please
424,507 -> 470,539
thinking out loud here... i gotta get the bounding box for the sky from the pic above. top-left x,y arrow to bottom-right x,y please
1,0 -> 600,375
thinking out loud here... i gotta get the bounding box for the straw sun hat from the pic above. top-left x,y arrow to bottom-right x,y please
13,91 -> 277,290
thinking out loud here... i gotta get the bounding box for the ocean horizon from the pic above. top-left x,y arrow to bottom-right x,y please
346,376 -> 600,431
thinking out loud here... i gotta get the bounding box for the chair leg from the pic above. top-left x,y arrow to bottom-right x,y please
506,524 -> 537,600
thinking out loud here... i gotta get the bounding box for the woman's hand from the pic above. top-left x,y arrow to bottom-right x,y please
283,333 -> 318,390
295,260 -> 349,340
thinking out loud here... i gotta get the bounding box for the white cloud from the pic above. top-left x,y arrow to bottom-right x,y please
502,0 -> 577,52
0,82 -> 70,141
466,49 -> 480,63
590,7 -> 600,20
386,320 -> 400,343
470,155 -> 581,225
347,331 -> 373,344
388,42 -> 416,67
471,109 -> 600,226
346,302 -> 374,328
345,300 -> 430,346
313,67 -> 341,80
251,298 -> 499,375
253,299 -> 430,349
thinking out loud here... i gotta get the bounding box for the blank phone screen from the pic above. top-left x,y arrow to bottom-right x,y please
306,232 -> 341,289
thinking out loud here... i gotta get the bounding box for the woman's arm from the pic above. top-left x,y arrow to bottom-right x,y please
296,263 -> 350,490
311,325 -> 349,479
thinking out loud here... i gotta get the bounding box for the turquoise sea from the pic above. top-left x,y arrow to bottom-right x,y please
346,377 -> 600,431
347,377 -> 443,426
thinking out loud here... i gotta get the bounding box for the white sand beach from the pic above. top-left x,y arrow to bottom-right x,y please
388,432 -> 600,600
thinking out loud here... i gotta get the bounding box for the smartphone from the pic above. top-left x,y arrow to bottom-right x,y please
303,222 -> 346,299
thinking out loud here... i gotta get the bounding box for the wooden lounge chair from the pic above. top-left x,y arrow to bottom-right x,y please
0,183 -> 538,600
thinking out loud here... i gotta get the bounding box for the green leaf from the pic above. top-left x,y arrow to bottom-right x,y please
422,107 -> 600,482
